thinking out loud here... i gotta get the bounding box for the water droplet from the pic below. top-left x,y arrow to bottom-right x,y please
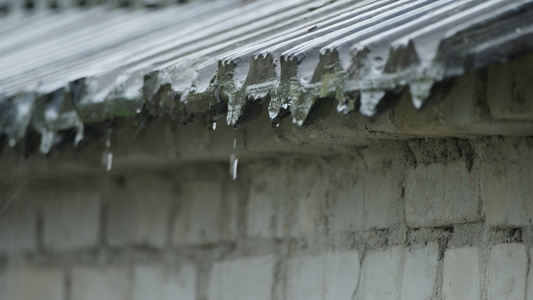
103,128 -> 113,171
337,103 -> 348,114
411,96 -> 424,110
39,130 -> 55,154
106,152 -> 113,172
409,79 -> 434,109
272,121 -> 280,128
229,136 -> 238,179
74,128 -> 83,146
210,122 -> 217,131
229,153 -> 238,180
136,108 -> 141,114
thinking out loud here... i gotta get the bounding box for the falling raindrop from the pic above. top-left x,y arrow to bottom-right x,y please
136,108 -> 141,114
102,128 -> 113,172
74,126 -> 83,146
229,153 -> 238,180
409,79 -> 434,109
229,137 -> 238,180
210,122 -> 217,131
39,130 -> 55,154
105,152 -> 113,172
272,121 -> 280,128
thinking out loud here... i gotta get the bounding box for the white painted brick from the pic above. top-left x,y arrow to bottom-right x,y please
0,267 -> 65,300
287,256 -> 323,300
287,251 -> 360,300
107,177 -> 171,247
247,162 -> 330,239
364,170 -> 402,229
42,190 -> 100,251
0,192 -> 37,254
208,255 -> 275,300
287,163 -> 325,238
71,266 -> 131,300
356,247 -> 402,300
528,250 -> 533,300
483,161 -> 533,227
224,183 -> 241,241
173,181 -> 225,245
488,243 -> 527,300
333,178 -> 364,231
325,251 -> 361,300
133,264 -> 196,300
334,170 -> 402,232
442,247 -> 480,300
247,166 -> 286,238
400,243 -> 439,300
405,161 -> 481,227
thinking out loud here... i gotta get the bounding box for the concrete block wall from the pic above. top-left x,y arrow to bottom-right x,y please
1,137 -> 533,299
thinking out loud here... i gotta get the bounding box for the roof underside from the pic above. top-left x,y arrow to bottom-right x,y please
1,0 -> 532,154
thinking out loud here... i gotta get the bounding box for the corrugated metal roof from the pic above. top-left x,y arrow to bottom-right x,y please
0,0 -> 184,13
1,0 -> 532,154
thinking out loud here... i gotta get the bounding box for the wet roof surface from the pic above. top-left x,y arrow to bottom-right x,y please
1,0 -> 532,153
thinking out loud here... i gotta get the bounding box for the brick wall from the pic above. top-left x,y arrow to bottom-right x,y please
1,136 -> 533,300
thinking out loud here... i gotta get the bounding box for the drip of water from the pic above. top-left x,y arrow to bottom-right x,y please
229,137 -> 238,180
39,130 -> 55,154
229,154 -> 238,180
271,102 -> 291,128
74,128 -> 83,146
210,122 -> 217,131
102,128 -> 113,172
106,152 -> 113,171
409,79 -> 434,109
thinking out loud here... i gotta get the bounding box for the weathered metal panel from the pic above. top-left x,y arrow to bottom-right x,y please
1,0 -> 532,153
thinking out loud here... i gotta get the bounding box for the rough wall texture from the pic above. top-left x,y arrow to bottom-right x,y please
1,131 -> 532,300
0,2 -> 532,298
